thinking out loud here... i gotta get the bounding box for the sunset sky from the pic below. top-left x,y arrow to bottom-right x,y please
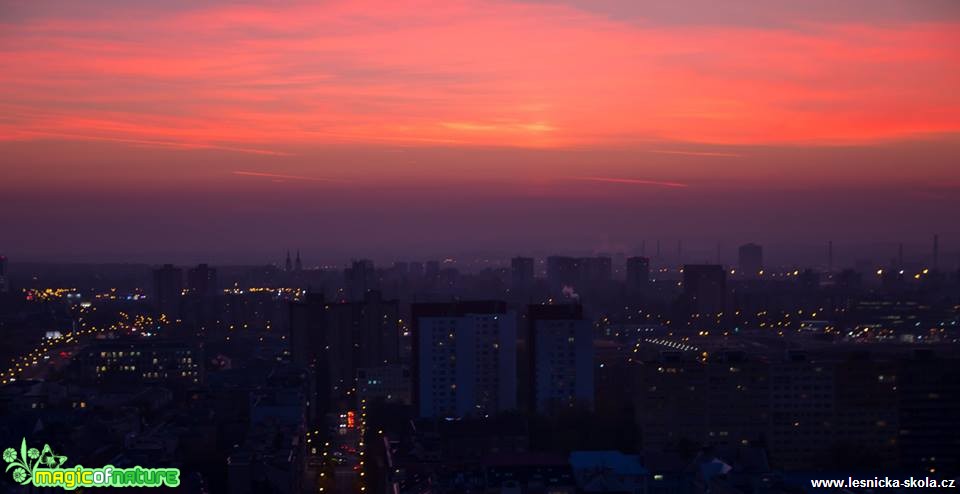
1,0 -> 959,263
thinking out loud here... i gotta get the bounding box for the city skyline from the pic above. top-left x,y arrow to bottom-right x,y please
0,237 -> 953,270
2,2 -> 960,492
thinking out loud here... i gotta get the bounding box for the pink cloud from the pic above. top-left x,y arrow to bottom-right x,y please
232,170 -> 345,182
0,0 -> 958,162
568,176 -> 690,188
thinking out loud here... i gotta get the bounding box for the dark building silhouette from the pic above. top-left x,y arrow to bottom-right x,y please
579,257 -> 612,283
626,256 -> 650,293
295,249 -> 303,272
152,264 -> 183,318
425,260 -> 440,282
738,243 -> 763,275
0,255 -> 8,294
285,250 -> 293,272
345,259 -> 377,301
933,234 -> 940,270
526,304 -> 594,413
186,263 -> 218,296
827,240 -> 834,272
547,256 -> 580,287
391,261 -> 409,276
836,268 -> 862,293
290,293 -> 331,424
637,350 -> 769,456
511,256 -> 535,291
325,290 -> 400,396
547,256 -> 612,288
634,348 -> 923,471
356,364 -> 411,405
409,261 -> 424,279
682,264 -> 726,314
798,268 -> 820,291
289,293 -> 324,367
289,291 -> 400,420
898,349 -> 960,473
182,263 -> 220,331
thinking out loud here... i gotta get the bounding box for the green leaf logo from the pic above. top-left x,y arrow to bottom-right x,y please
3,438 -> 64,486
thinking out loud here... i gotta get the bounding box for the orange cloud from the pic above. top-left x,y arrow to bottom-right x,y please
0,0 -> 958,155
232,170 -> 346,182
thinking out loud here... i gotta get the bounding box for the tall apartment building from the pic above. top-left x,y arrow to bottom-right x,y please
527,304 -> 594,413
412,301 -> 517,418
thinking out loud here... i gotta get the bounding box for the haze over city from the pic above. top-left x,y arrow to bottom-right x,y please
2,0 -> 960,263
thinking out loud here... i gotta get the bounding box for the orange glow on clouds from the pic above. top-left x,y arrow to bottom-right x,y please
0,0 -> 958,159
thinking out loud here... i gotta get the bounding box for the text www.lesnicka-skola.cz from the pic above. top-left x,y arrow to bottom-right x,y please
810,477 -> 956,489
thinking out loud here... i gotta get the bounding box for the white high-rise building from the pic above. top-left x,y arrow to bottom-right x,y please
413,302 -> 517,418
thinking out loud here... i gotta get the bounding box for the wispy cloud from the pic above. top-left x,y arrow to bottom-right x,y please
647,149 -> 742,158
441,121 -> 557,133
568,176 -> 689,188
231,170 -> 347,183
5,130 -> 292,156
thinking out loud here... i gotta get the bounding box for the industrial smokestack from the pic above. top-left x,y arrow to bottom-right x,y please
827,240 -> 833,272
933,234 -> 939,270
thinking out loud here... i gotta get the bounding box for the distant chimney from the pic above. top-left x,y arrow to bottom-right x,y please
827,240 -> 834,272
933,234 -> 939,270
